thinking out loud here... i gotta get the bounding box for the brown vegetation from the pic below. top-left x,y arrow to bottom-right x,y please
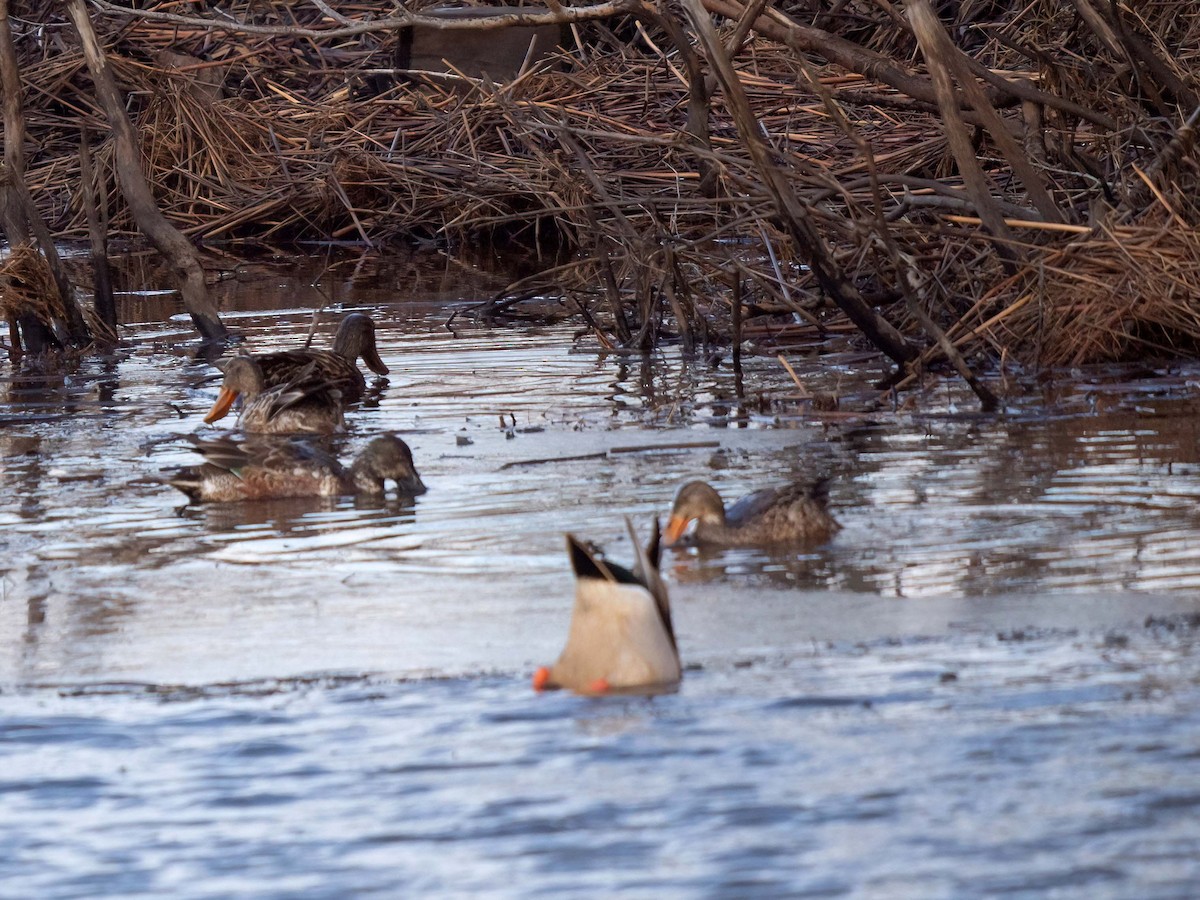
0,241 -> 61,331
2,1 -> 1200,392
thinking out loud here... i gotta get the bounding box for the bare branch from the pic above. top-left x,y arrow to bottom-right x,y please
88,0 -> 639,37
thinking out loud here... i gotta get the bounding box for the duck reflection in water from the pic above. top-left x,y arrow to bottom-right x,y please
166,434 -> 425,503
534,518 -> 681,696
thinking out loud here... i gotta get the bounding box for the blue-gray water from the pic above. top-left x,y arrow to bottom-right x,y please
2,253 -> 1200,897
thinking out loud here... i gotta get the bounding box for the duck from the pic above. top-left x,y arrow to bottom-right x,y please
663,479 -> 840,547
167,433 -> 426,503
534,518 -> 681,695
208,314 -> 388,422
203,356 -> 346,434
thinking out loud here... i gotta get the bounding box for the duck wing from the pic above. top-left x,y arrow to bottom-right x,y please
185,434 -> 257,472
165,435 -> 259,501
725,480 -> 832,525
255,349 -> 364,396
724,485 -> 787,525
254,360 -> 344,417
187,434 -> 342,475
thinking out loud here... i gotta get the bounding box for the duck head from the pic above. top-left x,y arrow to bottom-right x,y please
333,314 -> 389,376
349,434 -> 425,495
663,480 -> 726,544
204,356 -> 267,424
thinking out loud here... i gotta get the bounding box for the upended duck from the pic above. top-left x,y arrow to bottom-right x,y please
534,518 -> 681,695
664,479 -> 840,547
203,356 -> 346,434
167,433 -> 425,503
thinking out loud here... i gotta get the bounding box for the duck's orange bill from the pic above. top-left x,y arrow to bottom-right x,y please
663,515 -> 690,545
532,666 -> 551,691
203,387 -> 239,424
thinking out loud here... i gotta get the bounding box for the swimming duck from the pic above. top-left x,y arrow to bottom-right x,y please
208,314 -> 388,420
534,518 -> 681,695
203,356 -> 345,434
664,479 -> 840,546
167,433 -> 426,503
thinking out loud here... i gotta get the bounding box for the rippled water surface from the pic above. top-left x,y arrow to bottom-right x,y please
3,253 -> 1200,897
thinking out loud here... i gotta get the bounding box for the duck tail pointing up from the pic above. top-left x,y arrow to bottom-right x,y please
625,516 -> 676,652
566,534 -> 614,582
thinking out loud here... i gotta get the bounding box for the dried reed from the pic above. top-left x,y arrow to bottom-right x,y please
4,0 -> 1200,369
975,215 -> 1200,367
0,241 -> 64,328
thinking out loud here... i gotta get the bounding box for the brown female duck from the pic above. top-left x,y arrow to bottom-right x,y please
204,356 -> 345,434
206,315 -> 388,427
534,518 -> 680,695
168,433 -> 426,503
664,479 -> 840,547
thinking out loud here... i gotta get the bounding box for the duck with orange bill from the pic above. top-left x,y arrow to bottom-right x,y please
664,479 -> 840,547
203,356 -> 347,435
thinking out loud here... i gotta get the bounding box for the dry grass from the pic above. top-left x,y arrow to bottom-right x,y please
974,216 -> 1200,367
0,242 -> 63,327
6,0 -> 1200,368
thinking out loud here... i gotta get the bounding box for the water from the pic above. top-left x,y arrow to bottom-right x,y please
3,253 -> 1200,896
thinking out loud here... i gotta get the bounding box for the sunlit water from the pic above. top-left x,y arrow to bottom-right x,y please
2,253 -> 1200,896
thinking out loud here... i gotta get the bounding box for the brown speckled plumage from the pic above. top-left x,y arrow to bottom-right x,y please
249,313 -> 389,404
664,479 -> 840,547
167,434 -> 425,503
203,357 -> 346,434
